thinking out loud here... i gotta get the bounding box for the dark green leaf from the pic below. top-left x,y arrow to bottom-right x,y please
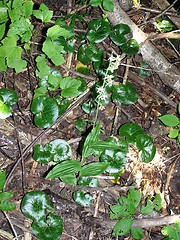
87,19 -> 110,43
102,0 -> 114,11
46,160 -> 81,179
73,190 -> 93,207
31,96 -> 59,128
75,119 -> 87,131
119,122 -> 144,144
113,218 -> 133,236
0,88 -> 18,105
32,213 -> 63,240
85,44 -> 104,62
77,44 -> 91,65
78,177 -> 98,187
21,191 -> 54,221
82,100 -> 96,113
110,24 -> 131,46
120,39 -> 139,55
81,162 -> 109,176
159,114 -> 180,127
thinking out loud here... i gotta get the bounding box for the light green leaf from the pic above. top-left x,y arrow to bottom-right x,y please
113,218 -> 133,236
47,25 -> 72,40
89,0 -> 102,7
127,189 -> 141,208
102,0 -> 114,11
140,196 -> 154,214
168,129 -> 179,139
153,194 -> 162,211
0,23 -> 6,40
59,77 -> 82,98
159,114 -> 180,127
0,99 -> 11,119
130,228 -> 143,240
33,3 -> 53,23
81,162 -> 109,176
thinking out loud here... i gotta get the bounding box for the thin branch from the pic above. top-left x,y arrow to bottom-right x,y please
153,0 -> 179,20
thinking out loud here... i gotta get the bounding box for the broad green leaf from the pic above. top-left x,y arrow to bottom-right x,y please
157,19 -> 173,33
161,223 -> 180,240
77,44 -> 91,65
102,0 -> 114,11
85,44 -> 104,62
33,3 -> 53,23
112,82 -> 138,105
90,139 -> 128,152
136,134 -> 156,162
153,194 -> 162,211
127,189 -> 141,208
73,190 -> 93,207
75,119 -> 87,132
140,196 -> 154,214
22,1 -> 34,18
59,77 -> 82,98
168,129 -> 179,139
87,19 -> 110,43
47,25 -> 72,40
0,199 -> 16,211
89,0 -> 102,7
119,122 -> 144,144
32,214 -> 63,240
21,191 -> 54,221
82,122 -> 101,159
34,87 -> 47,99
0,6 -> 8,23
113,218 -> 133,236
46,160 -> 81,179
42,38 -> 65,66
110,24 -> 130,46
0,88 -> 18,105
33,144 -> 51,164
81,162 -> 109,176
60,175 -> 77,185
78,177 -> 98,187
120,39 -> 139,55
31,96 -> 59,128
0,170 -> 6,190
130,228 -> 143,240
82,100 -> 96,113
0,23 -> 6,40
159,114 -> 180,127
0,99 -> 11,119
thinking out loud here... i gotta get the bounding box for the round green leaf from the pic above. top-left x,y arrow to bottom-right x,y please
77,44 -> 91,65
32,213 -> 63,240
110,23 -> 131,46
82,100 -> 96,113
73,190 -> 93,207
168,129 -> 179,139
0,88 -> 18,105
75,119 -> 87,131
21,191 -> 54,221
31,96 -> 59,128
159,114 -> 180,127
120,39 -> 139,55
130,228 -> 143,240
85,45 -> 104,62
119,122 -> 144,144
87,19 -> 110,43
0,99 -> 12,119
33,144 -> 51,164
113,218 -> 133,236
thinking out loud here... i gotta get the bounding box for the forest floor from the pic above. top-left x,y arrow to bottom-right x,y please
0,0 -> 179,239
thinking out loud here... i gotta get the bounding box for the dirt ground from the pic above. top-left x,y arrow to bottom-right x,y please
0,0 -> 179,239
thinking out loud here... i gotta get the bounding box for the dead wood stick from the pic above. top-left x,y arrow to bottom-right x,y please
99,214 -> 180,229
103,0 -> 180,93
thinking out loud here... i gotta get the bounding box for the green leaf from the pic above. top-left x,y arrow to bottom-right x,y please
110,24 -> 130,46
0,191 -> 14,202
46,160 -> 81,179
87,19 -> 111,43
157,19 -> 173,33
140,196 -> 154,214
21,191 -> 54,221
0,170 -> 6,190
32,214 -> 63,240
127,189 -> 141,208
31,96 -> 59,128
102,0 -> 114,11
136,134 -> 156,162
120,39 -> 139,55
47,25 -> 73,40
81,162 -> 109,176
78,177 -> 98,187
73,190 -> 93,207
153,194 -> 162,211
161,223 -> 180,240
82,100 -> 96,113
89,0 -> 102,7
85,44 -> 104,62
42,38 -> 65,66
138,62 -> 151,78
60,175 -> 77,185
130,228 -> 143,240
168,129 -> 179,139
113,218 -> 133,236
0,88 -> 18,105
0,196 -> 16,211
82,122 -> 101,159
0,23 -> 6,40
0,99 -> 11,119
59,77 -> 82,98
33,3 -> 53,23
119,122 -> 144,144
159,114 -> 180,127
75,119 -> 87,131
77,44 -> 91,65
112,82 -> 138,105
0,5 -> 8,23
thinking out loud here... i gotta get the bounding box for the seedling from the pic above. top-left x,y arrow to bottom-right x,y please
161,220 -> 180,240
159,103 -> 180,146
0,169 -> 16,211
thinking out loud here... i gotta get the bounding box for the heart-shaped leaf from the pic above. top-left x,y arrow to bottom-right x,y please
120,39 -> 139,55
110,23 -> 131,46
0,88 -> 18,105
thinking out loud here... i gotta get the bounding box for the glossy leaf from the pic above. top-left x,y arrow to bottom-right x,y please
46,160 -> 81,179
85,45 -> 104,62
82,122 -> 101,159
0,88 -> 18,105
159,114 -> 180,127
112,82 -> 138,105
31,96 -> 59,128
119,122 -> 144,144
102,0 -> 114,11
81,162 -> 109,176
130,228 -> 143,240
32,214 -> 63,240
73,190 -> 93,207
0,99 -> 11,119
82,100 -> 96,113
0,170 -> 6,190
113,218 -> 133,236
120,39 -> 139,55
136,134 -> 156,162
77,44 -> 91,65
87,19 -> 110,43
21,191 -> 54,221
75,119 -> 87,131
110,23 -> 130,46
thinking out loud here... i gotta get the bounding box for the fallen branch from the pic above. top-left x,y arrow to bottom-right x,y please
103,0 -> 180,93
